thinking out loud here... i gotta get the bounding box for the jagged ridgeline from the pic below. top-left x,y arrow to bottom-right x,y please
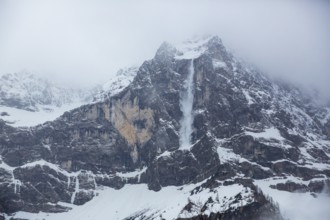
0,36 -> 330,220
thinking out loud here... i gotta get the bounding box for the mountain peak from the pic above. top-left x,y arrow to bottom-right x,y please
154,41 -> 177,61
153,35 -> 228,61
206,35 -> 223,45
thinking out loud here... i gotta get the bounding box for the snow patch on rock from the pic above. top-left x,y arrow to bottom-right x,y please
245,127 -> 284,141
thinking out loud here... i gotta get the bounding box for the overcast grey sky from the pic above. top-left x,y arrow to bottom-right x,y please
0,0 -> 329,99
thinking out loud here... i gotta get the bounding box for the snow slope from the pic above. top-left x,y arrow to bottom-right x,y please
0,72 -> 93,111
0,71 -> 97,127
0,68 -> 138,127
10,182 -> 252,220
255,177 -> 330,220
0,103 -> 84,127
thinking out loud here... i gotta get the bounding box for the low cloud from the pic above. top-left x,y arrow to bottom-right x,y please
0,0 -> 329,99
279,191 -> 330,220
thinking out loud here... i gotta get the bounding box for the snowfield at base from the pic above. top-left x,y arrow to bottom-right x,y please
15,176 -> 330,220
0,103 -> 84,127
12,184 -> 195,220
255,177 -> 330,220
10,182 -> 250,220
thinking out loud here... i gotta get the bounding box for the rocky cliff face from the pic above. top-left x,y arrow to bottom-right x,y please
0,36 -> 330,220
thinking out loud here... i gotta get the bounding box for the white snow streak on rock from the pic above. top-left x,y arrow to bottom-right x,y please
245,127 -> 284,141
116,167 -> 147,179
71,175 -> 80,204
212,59 -> 227,69
242,90 -> 255,105
0,156 -> 21,193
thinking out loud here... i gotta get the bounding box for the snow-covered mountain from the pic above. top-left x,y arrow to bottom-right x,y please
0,72 -> 96,127
1,36 -> 330,220
0,71 -> 95,111
0,69 -> 139,127
93,66 -> 138,102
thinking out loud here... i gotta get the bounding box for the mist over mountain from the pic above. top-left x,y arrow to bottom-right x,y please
0,35 -> 329,220
0,0 -> 329,100
0,1 -> 330,220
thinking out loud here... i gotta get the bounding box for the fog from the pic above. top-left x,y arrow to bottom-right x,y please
0,0 -> 329,100
283,192 -> 330,220
268,184 -> 330,220
1,1 -> 330,219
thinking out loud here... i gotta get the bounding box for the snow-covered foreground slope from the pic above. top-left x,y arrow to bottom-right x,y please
12,184 -> 195,220
9,179 -> 330,220
10,182 -> 253,220
0,103 -> 84,127
256,177 -> 330,220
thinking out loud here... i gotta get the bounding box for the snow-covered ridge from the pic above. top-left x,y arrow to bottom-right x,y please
0,72 -> 89,127
93,66 -> 138,101
0,68 -> 138,127
174,35 -> 214,60
245,127 -> 284,141
0,71 -> 98,127
0,71 -> 94,111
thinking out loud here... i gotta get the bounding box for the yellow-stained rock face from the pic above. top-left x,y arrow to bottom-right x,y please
80,92 -> 155,163
110,96 -> 155,147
